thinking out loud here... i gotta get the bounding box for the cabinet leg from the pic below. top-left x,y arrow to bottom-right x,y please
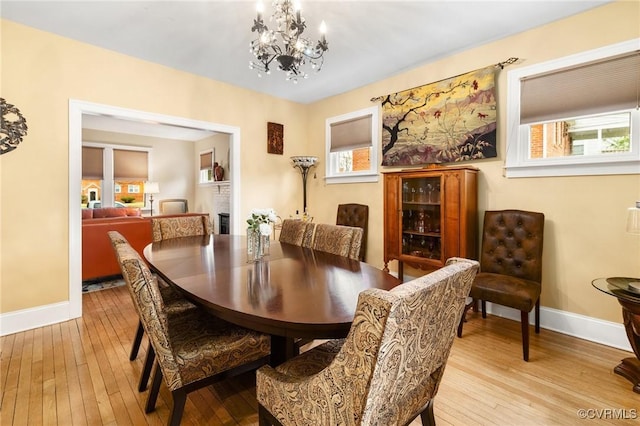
398,261 -> 403,282
383,262 -> 389,273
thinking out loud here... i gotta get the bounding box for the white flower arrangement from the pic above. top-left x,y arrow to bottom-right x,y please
247,208 -> 278,236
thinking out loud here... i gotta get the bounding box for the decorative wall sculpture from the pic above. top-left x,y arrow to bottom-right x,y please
1,97 -> 28,155
267,122 -> 284,155
379,66 -> 497,166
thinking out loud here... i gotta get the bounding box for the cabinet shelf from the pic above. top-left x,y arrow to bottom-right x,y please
383,165 -> 478,281
403,231 -> 441,238
402,201 -> 441,207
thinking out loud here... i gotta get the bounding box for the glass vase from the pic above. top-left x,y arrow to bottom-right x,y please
247,228 -> 269,262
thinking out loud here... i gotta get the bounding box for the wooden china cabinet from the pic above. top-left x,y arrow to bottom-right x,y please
383,165 -> 478,281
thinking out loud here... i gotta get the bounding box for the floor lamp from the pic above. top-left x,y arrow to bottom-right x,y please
291,156 -> 318,214
144,182 -> 160,216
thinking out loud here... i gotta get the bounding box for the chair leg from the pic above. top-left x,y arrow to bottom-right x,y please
258,404 -> 282,426
130,320 -> 144,361
481,300 -> 487,318
138,343 -> 155,392
145,362 -> 163,414
420,399 -> 435,426
457,300 -> 474,338
535,299 -> 540,334
521,310 -> 530,362
169,389 -> 187,426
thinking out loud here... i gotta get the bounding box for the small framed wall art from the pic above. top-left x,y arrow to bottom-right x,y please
267,122 -> 284,155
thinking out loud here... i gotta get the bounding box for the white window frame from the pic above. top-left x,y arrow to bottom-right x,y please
325,105 -> 380,184
82,142 -> 152,206
505,39 -> 640,178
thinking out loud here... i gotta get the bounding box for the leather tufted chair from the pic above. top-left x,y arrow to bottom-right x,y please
336,203 -> 369,261
458,210 -> 545,361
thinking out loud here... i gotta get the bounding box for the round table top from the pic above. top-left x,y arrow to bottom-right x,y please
143,234 -> 402,339
592,277 -> 640,304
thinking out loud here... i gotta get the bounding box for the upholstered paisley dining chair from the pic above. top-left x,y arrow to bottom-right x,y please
336,203 -> 369,261
150,213 -> 213,242
110,231 -> 270,426
108,231 -> 197,392
279,219 -> 314,246
130,213 -> 212,389
256,257 -> 479,426
310,223 -> 363,261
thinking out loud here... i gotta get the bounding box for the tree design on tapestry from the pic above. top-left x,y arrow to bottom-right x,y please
381,66 -> 497,166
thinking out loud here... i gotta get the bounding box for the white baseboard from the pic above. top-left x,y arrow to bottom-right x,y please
0,301 -> 77,336
485,302 -> 632,352
391,271 -> 633,353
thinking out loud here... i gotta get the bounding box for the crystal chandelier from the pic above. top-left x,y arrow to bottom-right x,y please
249,0 -> 328,82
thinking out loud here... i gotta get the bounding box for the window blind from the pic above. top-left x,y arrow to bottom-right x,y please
330,115 -> 372,152
520,51 -> 640,124
82,146 -> 104,179
200,151 -> 213,170
113,149 -> 149,180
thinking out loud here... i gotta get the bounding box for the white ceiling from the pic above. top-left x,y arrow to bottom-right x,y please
3,0 -> 612,106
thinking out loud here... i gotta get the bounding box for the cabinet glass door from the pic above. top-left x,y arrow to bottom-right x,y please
401,176 -> 442,261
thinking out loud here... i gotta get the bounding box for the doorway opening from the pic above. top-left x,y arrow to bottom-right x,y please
69,99 -> 241,319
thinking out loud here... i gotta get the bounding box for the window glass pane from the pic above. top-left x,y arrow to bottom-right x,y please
528,111 -> 631,159
352,147 -> 371,171
115,180 -> 144,206
81,179 -> 102,207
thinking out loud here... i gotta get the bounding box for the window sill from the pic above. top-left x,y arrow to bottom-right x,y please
505,159 -> 640,178
325,173 -> 379,184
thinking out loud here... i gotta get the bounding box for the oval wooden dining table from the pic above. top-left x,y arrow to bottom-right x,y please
143,234 -> 401,366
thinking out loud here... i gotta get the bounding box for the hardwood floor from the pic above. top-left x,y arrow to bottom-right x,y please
2,285 -> 638,425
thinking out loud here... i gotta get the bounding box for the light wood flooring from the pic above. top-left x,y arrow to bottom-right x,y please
1,284 -> 638,425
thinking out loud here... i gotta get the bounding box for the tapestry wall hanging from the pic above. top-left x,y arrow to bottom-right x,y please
379,66 -> 497,166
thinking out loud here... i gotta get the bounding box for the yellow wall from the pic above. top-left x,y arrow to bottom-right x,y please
0,19 -> 307,312
1,1 -> 639,324
305,0 -> 640,323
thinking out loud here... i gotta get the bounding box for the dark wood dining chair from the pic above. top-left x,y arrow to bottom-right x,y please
257,257 -> 479,426
457,209 -> 545,361
336,203 -> 369,261
110,231 -> 270,426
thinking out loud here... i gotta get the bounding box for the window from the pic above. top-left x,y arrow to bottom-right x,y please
505,39 -> 639,178
81,144 -> 150,208
199,150 -> 214,184
325,105 -> 379,184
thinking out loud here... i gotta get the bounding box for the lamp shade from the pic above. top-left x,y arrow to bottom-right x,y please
144,181 -> 160,194
627,201 -> 640,235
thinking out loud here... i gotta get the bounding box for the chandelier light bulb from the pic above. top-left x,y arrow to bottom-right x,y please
256,1 -> 264,15
319,20 -> 327,34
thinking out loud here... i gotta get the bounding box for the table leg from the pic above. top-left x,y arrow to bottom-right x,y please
270,335 -> 296,367
615,358 -> 640,394
616,301 -> 640,393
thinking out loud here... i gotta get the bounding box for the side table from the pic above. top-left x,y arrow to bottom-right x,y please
592,277 -> 640,393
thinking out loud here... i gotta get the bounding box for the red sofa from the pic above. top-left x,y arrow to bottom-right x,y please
82,208 -> 212,281
82,208 -> 152,281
